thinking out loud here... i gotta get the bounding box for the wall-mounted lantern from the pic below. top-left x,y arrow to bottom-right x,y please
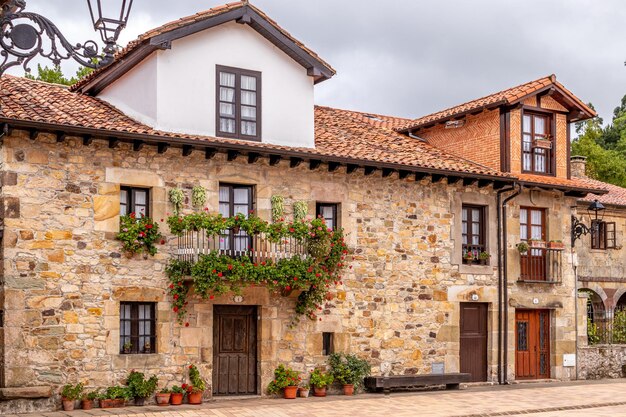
571,199 -> 605,246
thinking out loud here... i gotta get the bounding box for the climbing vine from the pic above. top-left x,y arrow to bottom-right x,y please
165,213 -> 349,324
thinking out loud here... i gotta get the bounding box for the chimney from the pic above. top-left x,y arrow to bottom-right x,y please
571,156 -> 587,178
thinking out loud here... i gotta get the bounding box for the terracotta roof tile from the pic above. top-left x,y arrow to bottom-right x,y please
517,173 -> 607,194
0,75 -> 506,178
71,1 -> 334,92
397,74 -> 596,131
579,177 -> 626,207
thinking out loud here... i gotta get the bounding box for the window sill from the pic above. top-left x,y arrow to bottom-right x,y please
516,279 -> 561,285
113,353 -> 164,368
458,263 -> 494,275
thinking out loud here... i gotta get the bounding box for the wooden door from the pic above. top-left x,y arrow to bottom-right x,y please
460,303 -> 488,382
515,310 -> 550,379
213,305 -> 257,395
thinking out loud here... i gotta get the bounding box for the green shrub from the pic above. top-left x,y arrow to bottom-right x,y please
329,353 -> 371,387
309,368 -> 334,388
126,371 -> 159,398
267,364 -> 301,394
60,383 -> 83,400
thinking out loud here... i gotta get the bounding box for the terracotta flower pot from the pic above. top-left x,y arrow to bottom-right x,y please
343,384 -> 354,396
283,386 -> 298,399
155,393 -> 170,406
298,387 -> 310,398
62,399 -> 75,411
188,391 -> 203,404
113,398 -> 125,407
170,392 -> 183,405
100,399 -> 115,408
313,386 -> 327,397
81,399 -> 94,410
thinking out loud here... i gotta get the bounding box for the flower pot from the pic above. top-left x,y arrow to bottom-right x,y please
298,387 -> 310,398
313,386 -> 327,397
113,398 -> 125,407
100,399 -> 117,408
155,393 -> 170,406
62,399 -> 75,411
529,240 -> 546,249
283,386 -> 298,399
81,399 -> 94,410
188,391 -> 203,404
231,226 -> 241,234
548,241 -> 565,250
170,392 -> 183,405
135,397 -> 146,406
342,384 -> 354,396
533,138 -> 552,149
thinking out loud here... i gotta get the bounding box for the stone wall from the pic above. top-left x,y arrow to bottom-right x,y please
0,129 -> 580,412
579,345 -> 626,379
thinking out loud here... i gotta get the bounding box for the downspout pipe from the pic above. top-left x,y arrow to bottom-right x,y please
496,185 -> 515,384
499,183 -> 522,384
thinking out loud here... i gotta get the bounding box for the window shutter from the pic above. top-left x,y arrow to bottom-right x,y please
606,222 -> 616,249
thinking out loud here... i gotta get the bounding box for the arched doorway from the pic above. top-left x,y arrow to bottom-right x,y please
579,289 -> 606,344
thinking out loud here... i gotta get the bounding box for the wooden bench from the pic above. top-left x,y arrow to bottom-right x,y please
364,373 -> 471,393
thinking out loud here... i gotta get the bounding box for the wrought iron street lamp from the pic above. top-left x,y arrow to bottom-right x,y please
571,199 -> 606,246
0,0 -> 133,76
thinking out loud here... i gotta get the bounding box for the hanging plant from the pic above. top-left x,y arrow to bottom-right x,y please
293,201 -> 308,222
271,195 -> 285,222
117,213 -> 163,257
169,188 -> 184,215
191,186 -> 207,209
164,214 -> 349,324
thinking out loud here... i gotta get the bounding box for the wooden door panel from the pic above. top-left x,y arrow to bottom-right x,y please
515,310 -> 550,380
460,303 -> 488,382
213,306 -> 257,395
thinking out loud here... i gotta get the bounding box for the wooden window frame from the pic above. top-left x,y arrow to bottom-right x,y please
120,186 -> 150,217
591,220 -> 616,250
461,204 -> 486,264
521,110 -> 555,176
119,302 -> 156,354
216,65 -> 262,142
218,183 -> 255,255
316,202 -> 339,230
519,207 -> 547,242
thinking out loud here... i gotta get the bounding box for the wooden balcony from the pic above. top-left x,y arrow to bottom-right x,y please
175,230 -> 307,263
518,247 -> 562,283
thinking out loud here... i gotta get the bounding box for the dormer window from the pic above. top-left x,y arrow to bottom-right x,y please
216,65 -> 261,141
522,112 -> 554,175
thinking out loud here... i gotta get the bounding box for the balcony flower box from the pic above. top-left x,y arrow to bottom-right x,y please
547,241 -> 565,250
533,138 -> 552,149
529,240 -> 546,249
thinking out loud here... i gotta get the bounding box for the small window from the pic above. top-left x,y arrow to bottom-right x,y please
591,220 -> 616,250
219,184 -> 254,255
120,302 -> 156,354
322,332 -> 334,356
461,204 -> 486,264
316,203 -> 339,230
0,310 -> 4,327
522,112 -> 554,175
216,65 -> 262,141
120,187 -> 150,217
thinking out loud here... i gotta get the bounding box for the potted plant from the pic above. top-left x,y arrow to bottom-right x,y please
122,341 -> 132,354
309,368 -> 334,397
60,383 -> 83,411
463,251 -> 474,263
143,341 -> 152,353
267,364 -> 301,399
81,390 -> 98,410
528,239 -> 546,249
127,370 -> 158,406
100,386 -> 131,408
229,213 -> 246,234
170,385 -> 184,405
548,240 -> 565,250
298,383 -> 310,398
478,251 -> 490,265
155,388 -> 170,406
187,364 -> 206,404
329,353 -> 371,396
517,241 -> 529,254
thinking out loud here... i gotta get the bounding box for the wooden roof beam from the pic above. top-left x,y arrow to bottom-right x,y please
347,164 -> 359,174
328,161 -> 340,172
108,138 -> 120,148
289,157 -> 303,168
183,145 -> 193,156
248,152 -> 260,164
133,140 -> 144,151
227,150 -> 239,161
309,159 -> 321,170
204,147 -> 216,159
382,168 -> 394,178
364,166 -> 376,176
269,155 -> 281,166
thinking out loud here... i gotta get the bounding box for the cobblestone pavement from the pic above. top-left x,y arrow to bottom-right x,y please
10,380 -> 626,417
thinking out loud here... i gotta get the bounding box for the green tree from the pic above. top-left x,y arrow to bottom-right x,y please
24,64 -> 92,86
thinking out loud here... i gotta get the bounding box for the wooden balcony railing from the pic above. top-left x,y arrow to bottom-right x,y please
175,230 -> 308,263
519,247 -> 562,283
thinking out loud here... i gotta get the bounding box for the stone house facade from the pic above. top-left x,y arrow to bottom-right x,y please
0,1 -> 616,413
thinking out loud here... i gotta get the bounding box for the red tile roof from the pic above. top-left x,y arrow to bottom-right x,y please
71,1 -> 335,93
397,74 -> 596,132
517,173 -> 606,194
0,75 -> 506,178
579,177 -> 626,207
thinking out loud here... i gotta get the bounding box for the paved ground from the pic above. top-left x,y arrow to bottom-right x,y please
10,380 -> 626,417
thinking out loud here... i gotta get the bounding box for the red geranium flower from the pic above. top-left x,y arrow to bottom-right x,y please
209,295 -> 215,300
169,284 -> 174,289
161,239 -> 166,245
145,224 -> 153,229
228,264 -> 233,270
173,306 -> 178,312
185,322 -> 189,327
217,272 -> 223,277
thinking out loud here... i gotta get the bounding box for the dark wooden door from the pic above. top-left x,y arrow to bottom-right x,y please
213,305 -> 257,395
460,303 -> 488,382
515,310 -> 550,379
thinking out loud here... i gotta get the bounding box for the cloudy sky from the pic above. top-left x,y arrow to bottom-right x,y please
12,0 -> 626,123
